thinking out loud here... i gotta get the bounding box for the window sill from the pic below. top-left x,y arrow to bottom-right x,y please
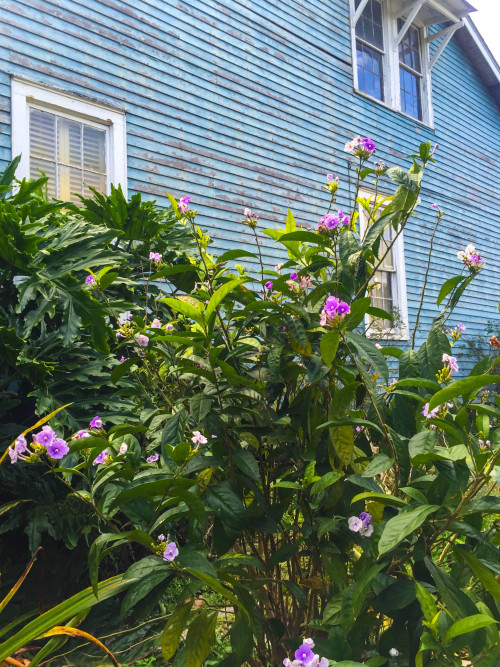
353,88 -> 435,131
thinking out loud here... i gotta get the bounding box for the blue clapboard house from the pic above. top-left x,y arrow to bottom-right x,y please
1,0 -> 499,353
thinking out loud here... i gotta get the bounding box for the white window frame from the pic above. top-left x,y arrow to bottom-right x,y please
358,190 -> 409,340
11,78 -> 127,196
350,0 -> 433,126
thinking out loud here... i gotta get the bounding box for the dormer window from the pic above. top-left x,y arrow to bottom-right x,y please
351,0 -> 474,125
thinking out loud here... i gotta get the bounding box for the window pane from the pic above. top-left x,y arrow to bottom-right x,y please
30,157 -> 57,198
357,41 -> 384,101
83,126 -> 106,173
400,67 -> 422,120
57,117 -> 82,167
83,170 -> 106,197
356,0 -> 384,50
30,109 -> 56,161
398,20 -> 421,73
371,270 -> 394,329
59,165 -> 82,201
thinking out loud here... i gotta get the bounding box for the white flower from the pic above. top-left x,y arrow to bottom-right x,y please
348,516 -> 363,532
275,262 -> 284,272
118,311 -> 132,325
465,244 -> 476,255
360,523 -> 374,538
119,442 -> 128,455
389,648 -> 400,657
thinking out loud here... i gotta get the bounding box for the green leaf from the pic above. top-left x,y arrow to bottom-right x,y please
268,542 -> 300,568
110,357 -> 135,384
408,430 -> 439,462
204,483 -> 246,531
444,614 -> 497,644
429,375 -> 500,410
162,409 -> 189,448
217,249 -> 258,263
233,450 -> 260,481
310,471 -> 342,495
186,609 -> 218,667
415,581 -> 438,623
206,277 -> 246,323
437,276 -> 465,306
279,230 -> 328,245
378,505 -> 439,555
455,547 -> 500,602
330,425 -> 354,469
361,454 -> 394,477
185,568 -> 247,616
351,492 -> 407,508
161,601 -> 193,662
189,394 -> 213,423
0,576 -> 134,662
161,297 -> 205,327
320,330 -> 340,366
345,331 -> 389,383
387,166 -> 419,193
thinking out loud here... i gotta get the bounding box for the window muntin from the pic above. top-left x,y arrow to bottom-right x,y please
355,0 -> 385,101
398,20 -> 423,120
29,107 -> 107,202
358,193 -> 408,339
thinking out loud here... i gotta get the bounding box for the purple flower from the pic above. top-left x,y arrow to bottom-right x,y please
163,541 -> 179,562
72,429 -> 90,440
336,301 -> 351,315
326,173 -> 334,181
320,295 -> 350,325
431,203 -> 439,209
46,438 -> 69,460
294,644 -> 314,664
290,272 -> 299,281
178,195 -> 191,214
265,281 -> 273,291
349,513 -> 374,537
93,449 -> 108,465
166,323 -> 174,331
356,426 -> 362,432
360,137 -> 376,152
149,252 -> 162,264
89,416 -> 103,429
279,325 -> 286,332
35,426 -> 56,448
458,323 -> 466,331
158,533 -> 166,541
85,275 -> 96,285
136,334 -> 149,347
318,214 -> 338,231
151,318 -> 162,328
9,435 -> 28,464
422,403 -> 440,419
120,356 -> 126,363
442,353 -> 459,373
147,453 -> 159,463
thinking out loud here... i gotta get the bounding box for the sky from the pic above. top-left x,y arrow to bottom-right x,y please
470,0 -> 500,63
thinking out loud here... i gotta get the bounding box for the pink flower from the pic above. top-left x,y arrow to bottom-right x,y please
442,353 -> 459,373
149,252 -> 162,264
72,429 -> 91,440
151,318 -> 162,328
35,426 -> 56,448
422,403 -> 440,419
191,431 -> 208,446
244,207 -> 252,217
165,323 -> 174,331
326,173 -> 334,181
178,195 -> 191,214
9,435 -> 28,464
265,281 -> 273,291
147,453 -> 159,463
136,334 -> 149,347
118,443 -> 128,455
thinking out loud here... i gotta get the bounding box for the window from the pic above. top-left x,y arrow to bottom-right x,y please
358,192 -> 409,339
355,0 -> 385,102
11,79 -> 127,203
351,0 -> 431,124
398,20 -> 422,120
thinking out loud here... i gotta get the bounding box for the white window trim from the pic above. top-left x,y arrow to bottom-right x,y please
350,0 -> 434,127
11,77 -> 127,196
358,190 -> 409,341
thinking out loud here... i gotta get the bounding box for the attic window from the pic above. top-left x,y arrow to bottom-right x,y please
351,0 -> 472,124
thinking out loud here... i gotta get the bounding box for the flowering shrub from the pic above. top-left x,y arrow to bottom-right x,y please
1,141 -> 500,667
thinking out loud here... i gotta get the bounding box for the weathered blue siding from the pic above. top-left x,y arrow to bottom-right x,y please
0,0 -> 499,362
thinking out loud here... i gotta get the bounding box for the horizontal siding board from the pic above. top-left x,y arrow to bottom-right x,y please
0,0 -> 500,356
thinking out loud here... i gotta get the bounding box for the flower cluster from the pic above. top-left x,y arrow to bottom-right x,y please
155,534 -> 179,562
478,438 -> 491,450
288,271 -> 312,292
457,244 -> 483,270
317,209 -> 350,233
447,323 -> 466,344
178,195 -> 191,214
10,426 -> 69,464
344,135 -> 376,158
243,207 -> 259,229
283,639 -> 328,667
436,353 -> 459,384
323,173 -> 340,195
320,296 -> 350,326
421,403 -> 440,419
348,512 -> 374,538
149,251 -> 162,264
